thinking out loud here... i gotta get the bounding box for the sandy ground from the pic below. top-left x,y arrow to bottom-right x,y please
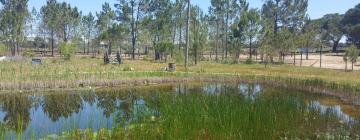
282,53 -> 360,70
207,53 -> 360,71
28,52 -> 360,71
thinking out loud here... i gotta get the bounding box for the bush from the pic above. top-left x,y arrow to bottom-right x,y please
154,41 -> 175,61
245,59 -> 253,64
51,58 -> 58,64
0,43 -> 7,56
221,59 -> 233,64
22,50 -> 35,58
59,43 -> 76,60
175,51 -> 184,63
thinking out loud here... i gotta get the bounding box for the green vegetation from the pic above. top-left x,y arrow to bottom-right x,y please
59,43 -> 76,60
0,43 -> 6,56
0,84 -> 357,139
344,45 -> 360,71
50,93 -> 354,139
154,41 -> 175,61
0,0 -> 359,139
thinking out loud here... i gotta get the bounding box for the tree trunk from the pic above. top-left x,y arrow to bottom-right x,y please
255,49 -> 258,61
16,41 -> 20,55
345,61 -> 348,72
221,38 -> 224,61
215,21 -> 219,62
129,1 -> 141,60
352,62 -> 354,71
249,37 -> 253,60
300,51 -> 303,67
306,48 -> 309,60
131,2 -> 136,60
155,51 -> 160,60
179,11 -> 182,52
172,22 -> 177,45
283,53 -> 285,62
195,48 -> 198,65
320,45 -> 323,68
63,25 -> 68,42
225,8 -> 229,59
51,30 -> 54,57
83,39 -> 86,54
185,0 -> 190,68
10,39 -> 15,56
108,40 -> 112,55
332,39 -> 340,53
237,44 -> 241,63
293,52 -> 296,66
306,40 -> 309,60
87,40 -> 90,55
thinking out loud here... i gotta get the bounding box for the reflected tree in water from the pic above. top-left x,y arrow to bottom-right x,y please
96,92 -> 122,118
80,92 -> 97,106
42,93 -> 83,121
0,95 -> 32,132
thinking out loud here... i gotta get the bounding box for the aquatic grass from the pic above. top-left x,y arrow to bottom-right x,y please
38,86 -> 360,140
149,92 -> 303,139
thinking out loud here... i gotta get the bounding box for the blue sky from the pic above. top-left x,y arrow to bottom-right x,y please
29,0 -> 359,19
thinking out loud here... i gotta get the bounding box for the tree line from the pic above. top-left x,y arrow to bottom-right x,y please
0,0 -> 359,67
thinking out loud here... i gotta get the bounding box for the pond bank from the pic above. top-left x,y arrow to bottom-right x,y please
1,71 -> 359,106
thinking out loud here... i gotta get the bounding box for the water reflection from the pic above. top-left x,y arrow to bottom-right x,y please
0,95 -> 32,131
310,101 -> 357,124
42,94 -> 83,121
239,83 -> 262,100
0,83 -> 357,139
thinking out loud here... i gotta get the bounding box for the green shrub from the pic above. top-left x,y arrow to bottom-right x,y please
245,59 -> 254,64
59,43 -> 76,60
175,51 -> 184,63
0,43 -> 7,56
22,50 -> 35,58
154,41 -> 175,61
51,58 -> 59,64
221,59 -> 233,64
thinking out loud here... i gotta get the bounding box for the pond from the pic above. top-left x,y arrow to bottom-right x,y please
0,83 -> 359,139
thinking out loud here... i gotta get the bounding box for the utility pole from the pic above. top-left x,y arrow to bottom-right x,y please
185,0 -> 190,69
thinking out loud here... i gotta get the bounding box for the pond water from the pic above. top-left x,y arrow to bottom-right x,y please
0,83 -> 359,139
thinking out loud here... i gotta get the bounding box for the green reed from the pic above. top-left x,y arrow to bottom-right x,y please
40,90 -> 358,140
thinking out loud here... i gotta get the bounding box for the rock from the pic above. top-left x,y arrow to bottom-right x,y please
109,55 -> 122,64
32,58 -> 42,65
168,63 -> 176,72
